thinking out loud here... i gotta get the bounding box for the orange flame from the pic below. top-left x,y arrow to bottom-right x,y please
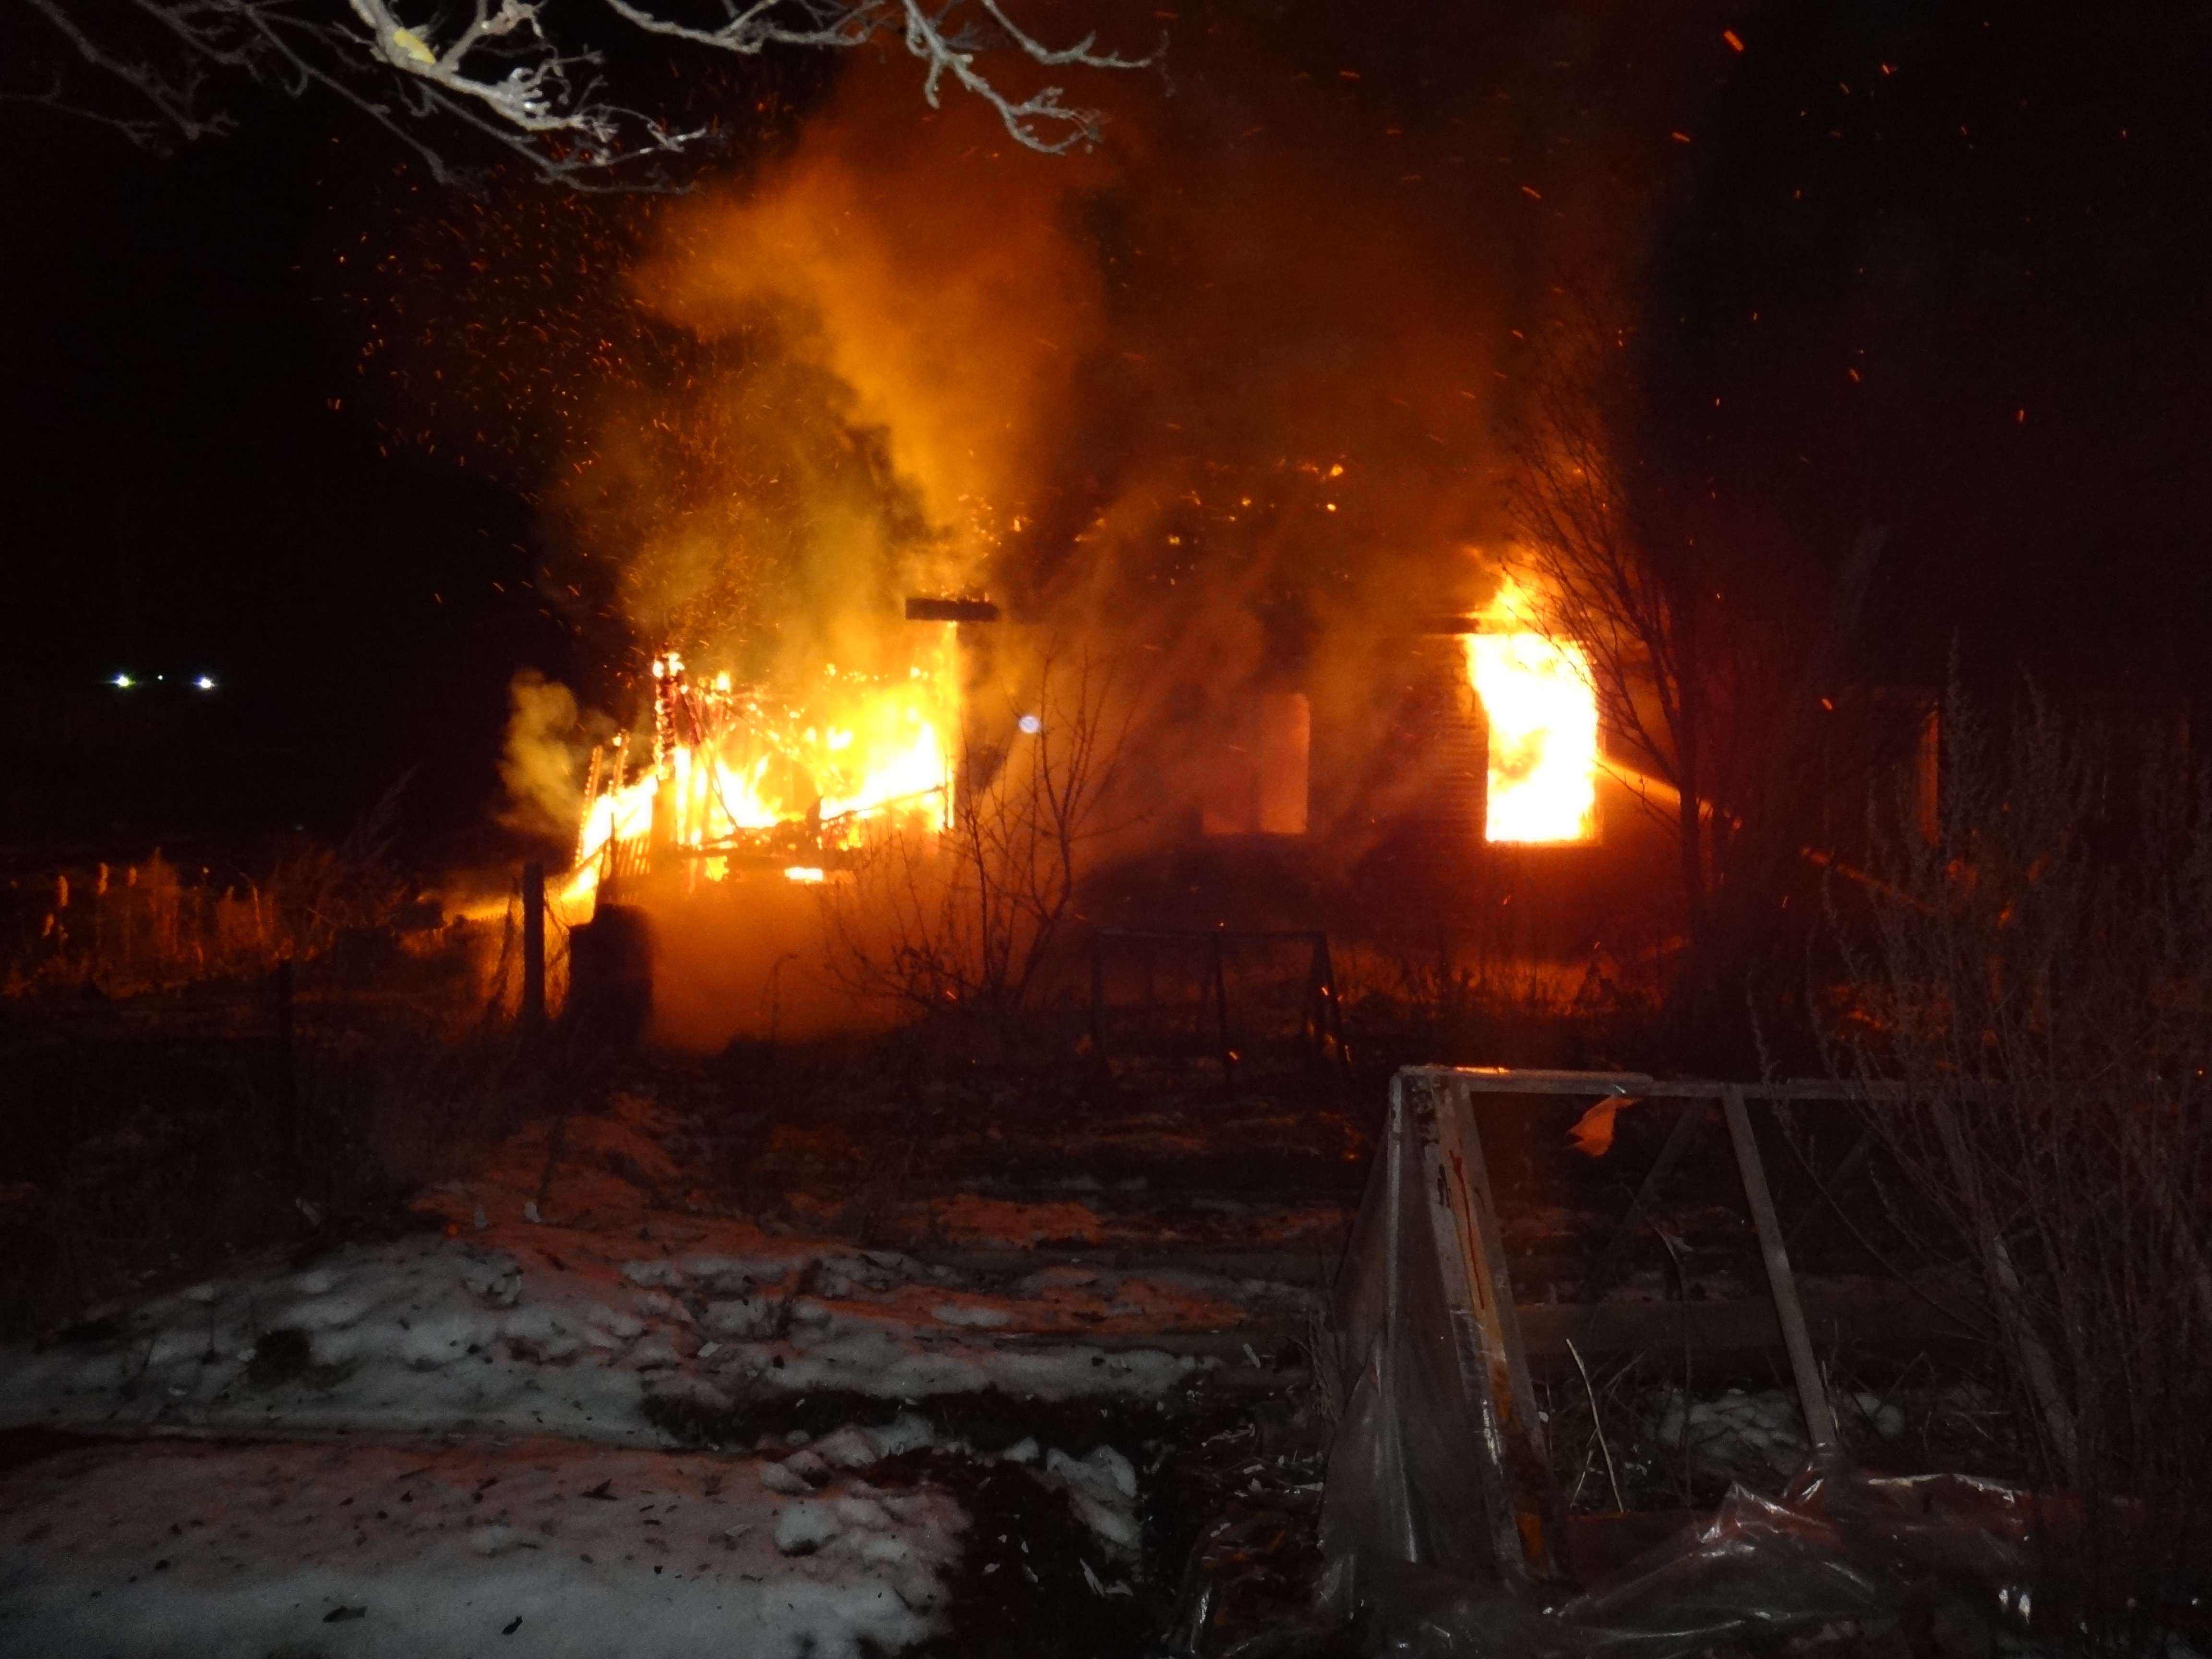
1466,575 -> 1599,843
563,626 -> 956,908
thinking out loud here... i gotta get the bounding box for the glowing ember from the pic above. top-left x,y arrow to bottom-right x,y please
1465,576 -> 1599,843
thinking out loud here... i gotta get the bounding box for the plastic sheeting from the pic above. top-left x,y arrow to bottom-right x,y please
1345,1466 -> 2034,1659
1320,1070 -> 1559,1599
1173,1463 -> 2036,1659
1293,1072 -> 2038,1659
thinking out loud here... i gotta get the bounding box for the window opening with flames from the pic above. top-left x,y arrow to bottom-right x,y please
1464,575 -> 1600,844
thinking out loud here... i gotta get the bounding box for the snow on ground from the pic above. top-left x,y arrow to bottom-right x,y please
1646,1385 -> 1915,1488
1649,1386 -> 1812,1483
0,1434 -> 962,1659
0,1230 -> 1243,1441
0,1091 -> 1311,1443
0,1087 -> 1317,1654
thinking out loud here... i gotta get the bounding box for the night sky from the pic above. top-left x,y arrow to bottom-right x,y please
3,1 -> 2208,857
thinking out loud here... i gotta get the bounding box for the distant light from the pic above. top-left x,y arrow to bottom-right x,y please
783,866 -> 827,884
1017,714 -> 1043,735
193,675 -> 217,691
112,673 -> 133,689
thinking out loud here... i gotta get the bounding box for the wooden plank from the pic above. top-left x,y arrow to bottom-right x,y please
1410,1074 -> 1529,1579
1720,1085 -> 1839,1450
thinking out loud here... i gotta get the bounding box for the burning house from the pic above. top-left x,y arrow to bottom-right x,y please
543,547 -> 1691,1051
569,578 -> 1605,888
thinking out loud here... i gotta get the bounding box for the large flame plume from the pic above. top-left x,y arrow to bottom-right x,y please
530,68 -> 1101,914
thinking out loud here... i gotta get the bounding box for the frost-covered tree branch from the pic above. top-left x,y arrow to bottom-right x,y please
899,0 -> 1154,153
10,0 -> 1159,183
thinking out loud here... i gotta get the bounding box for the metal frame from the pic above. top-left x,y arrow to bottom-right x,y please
1391,1068 -> 1562,1579
1383,1067 -> 1887,1573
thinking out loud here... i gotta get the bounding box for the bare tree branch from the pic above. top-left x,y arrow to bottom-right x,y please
18,0 -> 231,140
0,61 -> 190,147
12,0 -> 1157,182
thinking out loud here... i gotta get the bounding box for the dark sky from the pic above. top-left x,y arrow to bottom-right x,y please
2,1 -> 2208,853
1639,2 -> 2212,689
0,89 -> 565,851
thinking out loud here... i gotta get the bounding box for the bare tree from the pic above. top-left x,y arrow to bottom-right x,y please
1511,283 -> 1882,1043
1827,685 -> 2212,1650
825,649 -> 1130,1050
8,0 -> 1158,183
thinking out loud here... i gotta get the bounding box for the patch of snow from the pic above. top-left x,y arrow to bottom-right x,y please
0,1435 -> 962,1658
0,1215 -> 1269,1443
1649,1386 -> 1809,1483
774,1499 -> 847,1557
781,1449 -> 832,1486
1844,1389 -> 1908,1441
761,1462 -> 815,1497
931,1298 -> 1014,1329
1038,1446 -> 1142,1555
811,1427 -> 883,1470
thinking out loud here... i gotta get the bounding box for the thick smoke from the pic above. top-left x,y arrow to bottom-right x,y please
452,2 -> 1722,1035
496,670 -> 584,847
545,53 -> 1110,716
572,5 -> 1701,850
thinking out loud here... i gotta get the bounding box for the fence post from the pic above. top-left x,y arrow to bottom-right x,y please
520,862 -> 546,1029
1211,929 -> 1235,1082
273,957 -> 297,1168
1087,929 -> 1106,1065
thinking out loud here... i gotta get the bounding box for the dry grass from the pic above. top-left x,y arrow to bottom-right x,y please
0,798 -> 595,1336
0,780 -> 420,998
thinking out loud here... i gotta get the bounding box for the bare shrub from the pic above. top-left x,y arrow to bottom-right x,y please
1827,683 -> 2212,1650
0,776 -> 579,1334
1513,281 -> 1887,1049
823,649 -> 1130,1054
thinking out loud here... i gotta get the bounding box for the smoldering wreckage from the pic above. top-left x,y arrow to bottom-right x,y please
0,29 -> 2198,1659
